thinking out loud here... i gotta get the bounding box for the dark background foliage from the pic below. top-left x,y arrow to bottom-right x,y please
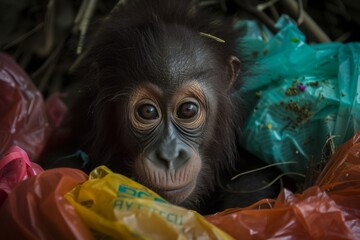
1,0 -> 359,97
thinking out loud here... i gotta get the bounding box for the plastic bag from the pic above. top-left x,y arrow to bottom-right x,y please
206,130 -> 360,240
238,16 -> 360,174
0,145 -> 43,206
0,168 -> 92,240
0,52 -> 51,161
65,166 -> 232,240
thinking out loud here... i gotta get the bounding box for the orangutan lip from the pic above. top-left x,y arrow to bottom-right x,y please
160,182 -> 194,195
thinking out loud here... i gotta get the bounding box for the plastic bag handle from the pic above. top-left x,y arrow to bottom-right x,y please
0,146 -> 35,181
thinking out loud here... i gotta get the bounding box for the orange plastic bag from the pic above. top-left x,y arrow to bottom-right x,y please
0,168 -> 92,240
0,53 -> 51,160
206,131 -> 360,239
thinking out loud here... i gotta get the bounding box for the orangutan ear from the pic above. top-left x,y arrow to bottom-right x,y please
227,56 -> 241,91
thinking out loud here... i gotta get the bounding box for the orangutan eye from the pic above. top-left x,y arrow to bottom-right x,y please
177,102 -> 198,119
137,104 -> 159,120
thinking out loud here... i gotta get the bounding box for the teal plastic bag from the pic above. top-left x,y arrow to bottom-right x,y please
238,16 -> 360,174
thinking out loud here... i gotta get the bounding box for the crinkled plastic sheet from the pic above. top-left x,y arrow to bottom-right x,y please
206,130 -> 360,239
0,166 -> 232,240
0,146 -> 43,206
65,166 -> 232,239
238,16 -> 360,174
0,53 -> 51,161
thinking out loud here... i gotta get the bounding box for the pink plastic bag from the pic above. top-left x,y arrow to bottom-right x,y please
0,145 -> 43,206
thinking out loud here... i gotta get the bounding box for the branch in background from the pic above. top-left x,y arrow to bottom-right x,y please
4,23 -> 44,50
256,0 -> 279,12
74,0 -> 98,55
35,0 -> 55,56
233,0 -> 278,34
295,0 -> 304,25
280,0 -> 331,42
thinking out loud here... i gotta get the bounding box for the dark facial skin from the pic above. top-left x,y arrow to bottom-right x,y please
129,81 -> 206,204
75,0 -> 244,211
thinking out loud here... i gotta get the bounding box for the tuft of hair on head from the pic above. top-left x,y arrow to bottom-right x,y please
94,0 -> 243,62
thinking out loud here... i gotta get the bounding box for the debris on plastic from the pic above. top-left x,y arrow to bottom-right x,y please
238,16 -> 360,174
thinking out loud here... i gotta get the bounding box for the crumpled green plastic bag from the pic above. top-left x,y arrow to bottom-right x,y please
238,16 -> 360,174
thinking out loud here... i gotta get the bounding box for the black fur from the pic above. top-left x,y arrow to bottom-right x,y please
74,0 -> 246,212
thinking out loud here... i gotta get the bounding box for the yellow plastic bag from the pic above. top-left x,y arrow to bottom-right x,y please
65,166 -> 232,239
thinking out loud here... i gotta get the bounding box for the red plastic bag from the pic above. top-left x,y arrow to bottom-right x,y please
0,146 -> 43,206
0,52 -> 51,160
206,131 -> 360,240
0,168 -> 92,240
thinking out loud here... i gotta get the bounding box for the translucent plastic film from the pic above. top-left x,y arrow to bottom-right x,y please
206,130 -> 360,240
0,53 -> 50,160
